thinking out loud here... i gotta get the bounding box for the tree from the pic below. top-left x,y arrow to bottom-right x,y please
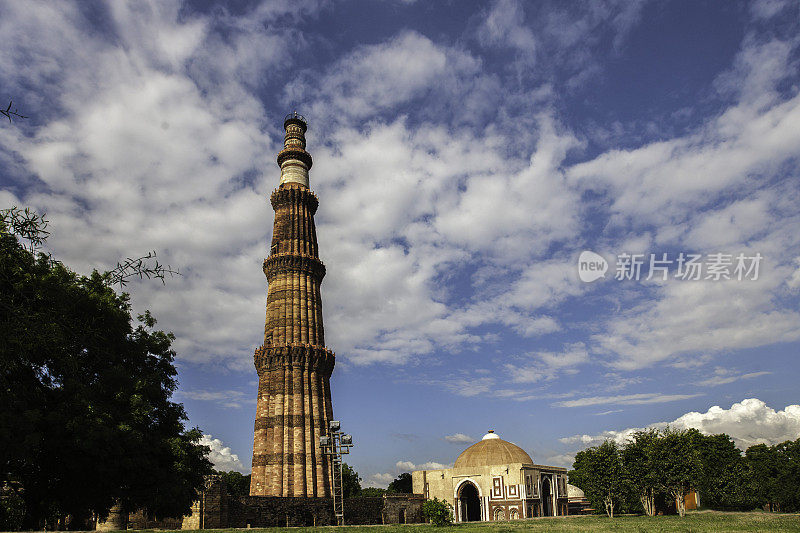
772,439 -> 800,512
689,431 -> 752,510
622,429 -> 659,516
422,498 -> 453,526
569,440 -> 624,517
0,211 -> 211,528
652,429 -> 702,517
387,472 -> 412,494
747,438 -> 800,513
746,443 -> 781,511
360,487 -> 386,497
340,463 -> 362,498
215,471 -> 252,499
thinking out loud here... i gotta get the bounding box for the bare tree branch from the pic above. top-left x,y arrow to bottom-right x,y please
1,100 -> 27,122
108,251 -> 181,287
0,206 -> 49,253
2,206 -> 181,288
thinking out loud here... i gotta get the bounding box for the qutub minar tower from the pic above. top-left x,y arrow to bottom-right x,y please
250,114 -> 335,497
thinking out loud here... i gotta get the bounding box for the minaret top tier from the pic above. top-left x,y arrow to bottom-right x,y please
278,112 -> 313,187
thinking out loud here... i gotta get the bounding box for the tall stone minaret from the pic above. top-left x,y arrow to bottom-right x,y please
250,113 -> 335,497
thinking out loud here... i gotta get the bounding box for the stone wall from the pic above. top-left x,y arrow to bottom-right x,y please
96,505 -> 127,531
128,510 -> 183,530
342,497 -> 384,525
178,483 -> 423,528
382,494 -> 425,524
228,496 -> 334,527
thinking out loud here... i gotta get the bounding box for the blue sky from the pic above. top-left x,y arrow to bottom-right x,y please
2,0 -> 800,486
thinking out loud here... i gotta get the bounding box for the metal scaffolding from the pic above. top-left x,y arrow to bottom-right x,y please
319,420 -> 353,526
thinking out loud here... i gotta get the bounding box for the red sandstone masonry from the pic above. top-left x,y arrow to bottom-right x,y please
250,117 -> 334,498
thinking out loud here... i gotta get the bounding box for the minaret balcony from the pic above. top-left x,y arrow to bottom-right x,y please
263,253 -> 326,281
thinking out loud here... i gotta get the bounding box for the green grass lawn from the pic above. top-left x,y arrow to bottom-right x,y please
161,511 -> 800,533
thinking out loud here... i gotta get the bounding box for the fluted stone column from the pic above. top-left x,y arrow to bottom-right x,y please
250,114 -> 335,497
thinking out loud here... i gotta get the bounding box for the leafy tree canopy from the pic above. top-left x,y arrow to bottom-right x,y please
746,438 -> 800,512
214,471 -> 252,499
422,498 -> 452,526
340,463 -> 362,499
569,440 -> 624,517
652,428 -> 703,517
387,472 -> 412,494
0,209 -> 212,529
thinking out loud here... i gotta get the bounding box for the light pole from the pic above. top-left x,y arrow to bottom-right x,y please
319,420 -> 353,525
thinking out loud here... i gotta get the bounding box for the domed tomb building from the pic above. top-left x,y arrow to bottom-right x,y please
411,431 -> 569,521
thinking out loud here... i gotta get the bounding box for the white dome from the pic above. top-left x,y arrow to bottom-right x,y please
567,484 -> 585,498
455,431 -> 533,467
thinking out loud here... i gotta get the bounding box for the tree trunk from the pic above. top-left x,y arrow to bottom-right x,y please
672,490 -> 686,517
604,495 -> 614,518
640,488 -> 655,516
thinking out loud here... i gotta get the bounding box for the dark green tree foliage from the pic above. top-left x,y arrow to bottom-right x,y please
747,439 -> 800,512
651,428 -> 703,517
0,484 -> 25,531
387,472 -> 412,493
422,498 -> 452,526
359,487 -> 386,497
746,443 -> 781,511
572,427 -> 800,517
340,463 -> 362,498
621,429 -> 659,516
773,439 -> 800,512
0,218 -> 212,528
689,431 -> 751,510
215,471 -> 252,499
569,441 -> 624,517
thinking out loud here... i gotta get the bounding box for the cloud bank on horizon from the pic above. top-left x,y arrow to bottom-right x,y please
551,398 -> 800,468
1,0 -> 799,484
200,434 -> 247,474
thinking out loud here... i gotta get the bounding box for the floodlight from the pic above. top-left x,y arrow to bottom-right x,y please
341,434 -> 352,445
319,435 -> 330,446
329,420 -> 341,432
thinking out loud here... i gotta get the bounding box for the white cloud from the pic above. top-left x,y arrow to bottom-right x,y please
569,38 -> 800,230
554,393 -> 703,408
544,453 -> 575,469
0,0 -> 283,371
293,31 -> 448,121
749,0 -> 795,19
364,459 -> 453,489
787,257 -> 800,289
444,433 -> 474,444
671,399 -> 800,449
180,389 -> 256,409
506,343 -> 590,384
396,460 -> 451,472
477,0 -> 537,56
365,472 -> 395,488
695,368 -> 771,387
592,273 -> 800,371
200,434 -> 247,473
2,0 -> 799,388
433,377 -> 496,398
560,398 -> 800,450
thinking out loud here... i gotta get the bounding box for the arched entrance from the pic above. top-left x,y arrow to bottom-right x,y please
541,476 -> 553,517
458,482 -> 481,522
